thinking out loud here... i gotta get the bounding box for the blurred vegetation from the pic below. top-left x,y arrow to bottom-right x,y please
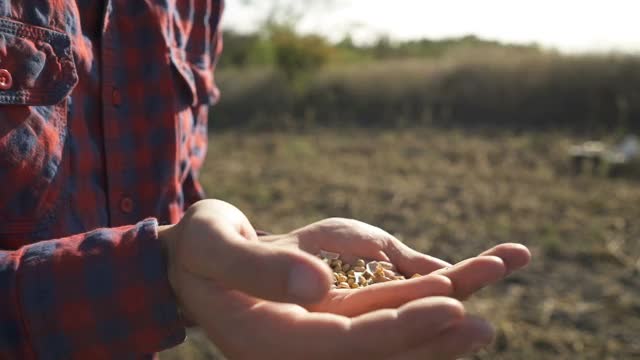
221,24 -> 335,81
213,26 -> 640,135
220,29 -> 542,69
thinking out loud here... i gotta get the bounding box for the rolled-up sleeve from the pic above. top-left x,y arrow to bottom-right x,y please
0,218 -> 185,359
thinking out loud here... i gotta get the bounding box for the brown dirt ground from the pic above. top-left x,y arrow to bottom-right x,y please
161,128 -> 640,360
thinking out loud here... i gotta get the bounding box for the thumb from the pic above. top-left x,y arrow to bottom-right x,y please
207,230 -> 333,304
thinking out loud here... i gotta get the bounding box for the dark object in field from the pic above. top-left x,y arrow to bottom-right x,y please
569,136 -> 639,177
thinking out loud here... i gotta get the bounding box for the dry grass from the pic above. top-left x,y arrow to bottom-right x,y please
161,128 -> 640,359
213,55 -> 640,132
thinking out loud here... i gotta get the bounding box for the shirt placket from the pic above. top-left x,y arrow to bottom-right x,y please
100,0 -> 136,226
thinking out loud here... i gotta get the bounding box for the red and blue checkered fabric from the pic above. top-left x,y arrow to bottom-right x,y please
0,0 -> 223,358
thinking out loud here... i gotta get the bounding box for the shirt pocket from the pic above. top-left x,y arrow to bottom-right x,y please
169,47 -> 219,110
169,0 -> 221,109
0,17 -> 78,234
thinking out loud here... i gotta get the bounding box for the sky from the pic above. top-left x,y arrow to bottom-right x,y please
223,0 -> 640,53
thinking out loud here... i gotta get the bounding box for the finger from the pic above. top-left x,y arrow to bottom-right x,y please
432,256 -> 506,300
203,291 -> 465,359
205,228 -> 334,304
308,274 -> 453,316
479,243 -> 531,275
390,316 -> 495,360
345,297 -> 465,358
383,236 -> 452,275
288,297 -> 465,358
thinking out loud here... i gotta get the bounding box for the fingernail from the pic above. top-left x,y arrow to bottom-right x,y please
288,263 -> 324,302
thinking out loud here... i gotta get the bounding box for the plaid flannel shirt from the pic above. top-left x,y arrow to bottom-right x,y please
0,0 -> 223,358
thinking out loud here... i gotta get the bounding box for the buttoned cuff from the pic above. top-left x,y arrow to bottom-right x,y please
17,218 -> 185,358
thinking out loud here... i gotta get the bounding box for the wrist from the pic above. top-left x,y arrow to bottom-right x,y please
157,224 -> 178,290
158,223 -> 198,328
157,224 -> 174,257
158,224 -> 190,324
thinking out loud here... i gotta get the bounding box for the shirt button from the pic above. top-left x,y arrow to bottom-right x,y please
112,88 -> 122,107
0,69 -> 13,90
120,197 -> 134,214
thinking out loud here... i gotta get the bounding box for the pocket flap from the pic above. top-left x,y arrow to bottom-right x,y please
0,17 -> 78,106
170,47 -> 219,107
